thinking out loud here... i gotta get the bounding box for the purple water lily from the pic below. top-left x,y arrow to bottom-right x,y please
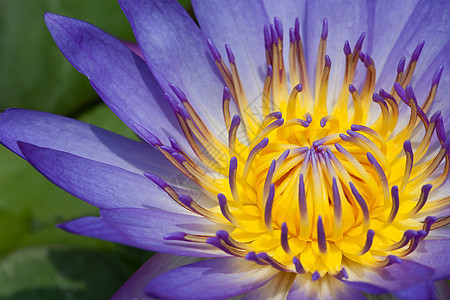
1,0 -> 449,299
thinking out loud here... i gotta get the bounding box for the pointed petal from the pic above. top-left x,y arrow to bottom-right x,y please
112,254 -> 203,299
145,257 -> 277,299
119,0 -> 226,137
192,0 -> 269,103
0,109 -> 177,178
393,280 -> 437,300
376,1 -> 449,96
341,259 -> 435,294
18,142 -> 186,213
407,238 -> 450,281
303,0 -> 374,100
61,207 -> 227,257
44,12 -> 188,148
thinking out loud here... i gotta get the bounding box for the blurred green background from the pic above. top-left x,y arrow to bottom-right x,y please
0,0 -> 191,298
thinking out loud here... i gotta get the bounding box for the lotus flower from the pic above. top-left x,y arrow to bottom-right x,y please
1,0 -> 449,299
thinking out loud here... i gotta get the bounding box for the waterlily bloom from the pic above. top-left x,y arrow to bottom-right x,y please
1,0 -> 449,298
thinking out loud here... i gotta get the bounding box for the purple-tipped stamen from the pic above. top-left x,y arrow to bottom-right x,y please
298,173 -> 308,220
343,40 -> 351,56
217,193 -> 239,227
274,17 -> 283,40
385,230 -> 417,251
292,257 -> 306,274
144,172 -> 169,189
388,185 -> 400,223
245,251 -> 269,265
332,177 -> 342,221
354,32 -> 366,53
160,145 -> 177,154
324,55 -> 331,67
164,92 -> 180,113
172,152 -> 187,164
304,112 -> 312,123
408,184 -> 433,216
422,216 -> 438,233
397,57 -> 406,73
349,182 -> 370,229
133,123 -> 162,147
207,38 -> 221,61
169,83 -> 188,103
264,160 -> 276,205
256,253 -> 291,272
294,18 -> 301,41
436,116 -> 446,143
223,86 -> 232,101
411,41 -> 425,62
359,229 -> 375,255
317,216 -> 327,254
164,231 -> 187,241
281,222 -> 292,254
289,27 -> 295,44
394,82 -> 409,105
225,44 -> 235,64
312,271 -> 321,281
432,65 -> 444,87
321,18 -> 328,39
264,184 -> 275,230
206,237 -> 238,256
270,24 -> 279,45
334,268 -> 348,280
169,137 -> 183,153
386,255 -> 402,266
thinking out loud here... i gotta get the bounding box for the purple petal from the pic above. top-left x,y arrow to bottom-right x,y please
407,238 -> 450,281
118,0 -> 226,137
192,0 -> 269,104
371,1 -> 418,75
376,1 -> 449,95
145,257 -> 277,299
393,280 -> 437,300
18,142 -> 187,213
341,260 -> 435,294
112,254 -> 203,299
61,207 -> 227,257
44,13 -> 190,150
303,0 -> 374,102
0,109 -> 177,178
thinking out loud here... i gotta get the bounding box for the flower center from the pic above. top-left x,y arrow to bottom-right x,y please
142,17 -> 449,279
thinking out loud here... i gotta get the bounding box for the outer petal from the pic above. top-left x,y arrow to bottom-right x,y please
375,0 -> 449,98
44,13 -> 189,149
118,0 -> 226,137
113,254 -> 203,300
18,142 -> 187,213
145,257 -> 277,300
407,238 -> 450,281
192,0 -> 269,104
60,207 -> 228,257
0,109 -> 177,177
341,260 -> 435,294
393,281 -> 437,300
371,0 -> 419,76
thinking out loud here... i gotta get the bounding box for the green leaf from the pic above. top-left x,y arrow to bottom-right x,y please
0,0 -> 135,114
0,246 -> 135,299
